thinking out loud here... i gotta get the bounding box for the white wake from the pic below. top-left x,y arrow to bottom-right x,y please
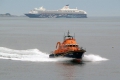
0,47 -> 108,62
0,47 -> 55,62
83,54 -> 108,62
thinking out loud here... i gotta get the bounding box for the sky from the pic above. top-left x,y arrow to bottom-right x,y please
0,0 -> 120,17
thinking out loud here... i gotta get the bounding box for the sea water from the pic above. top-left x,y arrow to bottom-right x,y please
0,17 -> 119,80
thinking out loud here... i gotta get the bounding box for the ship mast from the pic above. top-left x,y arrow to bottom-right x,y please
67,30 -> 70,37
64,30 -> 74,40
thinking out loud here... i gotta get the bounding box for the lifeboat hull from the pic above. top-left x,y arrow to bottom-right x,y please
49,51 -> 84,59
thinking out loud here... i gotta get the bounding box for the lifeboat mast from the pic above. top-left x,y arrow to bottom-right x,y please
64,30 -> 75,40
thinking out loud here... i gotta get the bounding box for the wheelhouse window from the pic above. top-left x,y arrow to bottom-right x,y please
65,44 -> 78,47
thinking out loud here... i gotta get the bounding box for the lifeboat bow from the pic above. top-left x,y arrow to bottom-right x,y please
49,31 -> 86,62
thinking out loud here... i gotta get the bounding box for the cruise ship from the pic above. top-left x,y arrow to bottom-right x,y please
25,5 -> 87,18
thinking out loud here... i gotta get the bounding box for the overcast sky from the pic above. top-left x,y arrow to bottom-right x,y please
0,0 -> 120,17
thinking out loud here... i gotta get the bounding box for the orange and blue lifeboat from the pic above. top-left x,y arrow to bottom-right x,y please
49,31 -> 86,62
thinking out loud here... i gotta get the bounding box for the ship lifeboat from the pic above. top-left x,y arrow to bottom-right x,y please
49,31 -> 86,62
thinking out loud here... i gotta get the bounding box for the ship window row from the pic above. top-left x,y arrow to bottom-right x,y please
62,11 -> 82,13
63,11 -> 76,12
65,44 -> 78,47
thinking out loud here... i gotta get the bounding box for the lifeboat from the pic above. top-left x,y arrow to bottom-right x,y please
49,31 -> 86,62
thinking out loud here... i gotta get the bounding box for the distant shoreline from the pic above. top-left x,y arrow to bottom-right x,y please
0,13 -> 26,17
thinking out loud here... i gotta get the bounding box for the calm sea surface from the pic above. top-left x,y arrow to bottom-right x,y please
0,17 -> 120,80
